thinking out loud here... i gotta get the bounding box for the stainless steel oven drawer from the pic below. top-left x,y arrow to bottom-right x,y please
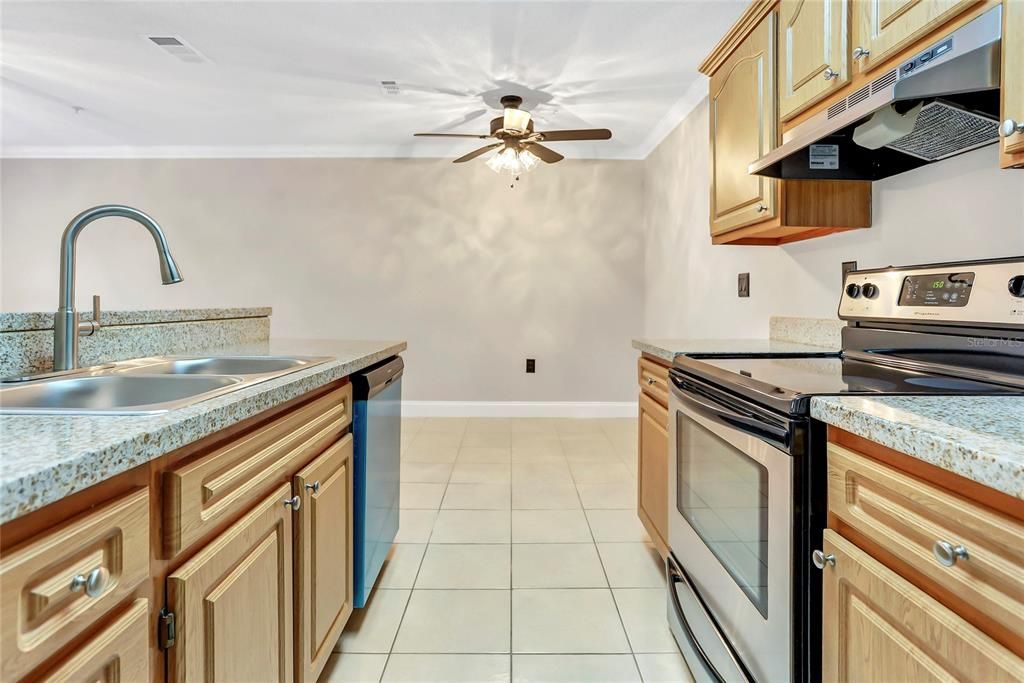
667,553 -> 754,683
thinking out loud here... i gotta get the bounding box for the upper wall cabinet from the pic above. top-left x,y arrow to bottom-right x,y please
710,12 -> 778,235
779,0 -> 850,121
700,3 -> 872,245
851,0 -> 980,75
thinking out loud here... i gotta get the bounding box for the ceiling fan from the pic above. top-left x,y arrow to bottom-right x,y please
413,95 -> 612,177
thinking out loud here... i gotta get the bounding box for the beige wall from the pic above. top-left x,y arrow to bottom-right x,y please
642,98 -> 1024,339
0,158 -> 645,403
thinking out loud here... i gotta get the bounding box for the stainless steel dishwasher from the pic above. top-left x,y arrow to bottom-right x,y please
352,356 -> 403,608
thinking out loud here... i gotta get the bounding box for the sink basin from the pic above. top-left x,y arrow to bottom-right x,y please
0,375 -> 243,415
121,356 -> 318,376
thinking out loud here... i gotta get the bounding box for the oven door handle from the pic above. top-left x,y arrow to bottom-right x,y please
673,380 -> 790,450
668,558 -> 755,683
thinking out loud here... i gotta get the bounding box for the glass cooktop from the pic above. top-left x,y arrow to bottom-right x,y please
673,353 -> 1024,415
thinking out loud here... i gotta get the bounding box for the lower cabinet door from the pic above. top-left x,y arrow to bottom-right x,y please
294,435 -> 355,683
821,529 -> 1024,682
38,598 -> 149,683
166,483 -> 295,683
637,392 -> 669,556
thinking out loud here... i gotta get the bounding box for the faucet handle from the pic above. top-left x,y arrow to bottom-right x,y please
77,295 -> 102,336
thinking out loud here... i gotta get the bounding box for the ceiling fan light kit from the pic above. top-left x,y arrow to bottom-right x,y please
413,93 -> 613,183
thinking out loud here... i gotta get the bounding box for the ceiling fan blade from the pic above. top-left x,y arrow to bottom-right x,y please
525,143 -> 564,164
453,143 -> 503,163
414,132 -> 492,139
536,129 -> 613,142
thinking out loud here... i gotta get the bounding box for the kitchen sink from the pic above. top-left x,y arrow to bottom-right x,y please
0,355 -> 332,415
118,356 -> 319,376
0,375 -> 244,415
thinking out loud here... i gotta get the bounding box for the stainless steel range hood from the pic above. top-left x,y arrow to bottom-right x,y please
750,5 -> 1002,181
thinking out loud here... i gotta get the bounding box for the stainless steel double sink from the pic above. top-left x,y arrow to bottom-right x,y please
0,356 -> 332,415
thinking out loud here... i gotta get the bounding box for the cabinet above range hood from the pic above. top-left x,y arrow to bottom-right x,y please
750,5 -> 1002,181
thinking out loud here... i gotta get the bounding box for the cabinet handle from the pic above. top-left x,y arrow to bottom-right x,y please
933,541 -> 968,567
823,67 -> 839,80
283,495 -> 302,510
305,480 -> 321,494
756,204 -> 769,213
812,550 -> 835,569
646,377 -> 657,386
1001,119 -> 1024,138
852,46 -> 870,60
70,566 -> 110,598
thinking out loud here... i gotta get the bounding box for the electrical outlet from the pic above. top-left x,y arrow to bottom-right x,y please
842,260 -> 858,285
525,358 -> 536,374
738,273 -> 750,298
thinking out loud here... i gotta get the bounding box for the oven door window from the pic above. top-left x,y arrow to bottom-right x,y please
677,413 -> 769,617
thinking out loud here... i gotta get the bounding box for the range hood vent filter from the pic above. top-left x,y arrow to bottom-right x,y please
884,101 -> 998,161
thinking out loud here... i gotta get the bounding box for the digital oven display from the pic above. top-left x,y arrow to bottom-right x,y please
898,272 -> 975,307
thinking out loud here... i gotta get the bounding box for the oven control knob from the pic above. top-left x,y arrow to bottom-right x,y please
845,283 -> 861,298
862,283 -> 879,299
1008,275 -> 1024,298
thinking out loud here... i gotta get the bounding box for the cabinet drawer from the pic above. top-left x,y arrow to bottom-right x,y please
163,384 -> 351,557
828,444 -> 1024,644
0,489 -> 150,682
638,357 -> 670,407
37,598 -> 150,683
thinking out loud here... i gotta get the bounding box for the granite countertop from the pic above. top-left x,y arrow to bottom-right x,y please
632,338 -> 838,363
811,395 -> 1024,501
0,307 -> 271,332
0,338 -> 406,523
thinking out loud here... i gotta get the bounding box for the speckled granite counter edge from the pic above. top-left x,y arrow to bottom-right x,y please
0,307 -> 272,332
811,396 -> 1024,501
0,341 -> 406,523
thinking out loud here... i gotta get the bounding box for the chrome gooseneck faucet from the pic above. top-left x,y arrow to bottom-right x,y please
54,205 -> 183,371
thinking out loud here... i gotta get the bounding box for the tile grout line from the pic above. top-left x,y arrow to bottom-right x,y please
381,422 -> 466,681
563,429 -> 646,682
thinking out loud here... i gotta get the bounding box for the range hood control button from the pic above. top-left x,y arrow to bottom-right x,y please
1009,275 -> 1024,298
846,283 -> 862,298
862,283 -> 880,299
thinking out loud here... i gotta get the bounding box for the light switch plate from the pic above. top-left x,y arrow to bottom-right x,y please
738,273 -> 750,298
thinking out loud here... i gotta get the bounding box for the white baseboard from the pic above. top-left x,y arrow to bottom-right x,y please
402,401 -> 638,418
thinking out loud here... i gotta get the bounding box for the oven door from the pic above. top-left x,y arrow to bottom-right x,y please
668,373 -> 793,683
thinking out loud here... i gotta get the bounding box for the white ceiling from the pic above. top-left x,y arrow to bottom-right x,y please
0,1 -> 745,160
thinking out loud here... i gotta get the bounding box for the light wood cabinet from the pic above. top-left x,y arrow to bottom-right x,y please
851,0 -> 980,75
637,362 -> 670,557
821,529 -> 1024,682
827,443 -> 1024,644
166,483 -> 296,683
1002,0 -> 1024,164
710,11 -> 778,236
294,435 -> 354,683
0,489 -> 150,682
701,4 -> 872,245
37,598 -> 150,683
779,0 -> 850,121
163,385 -> 351,558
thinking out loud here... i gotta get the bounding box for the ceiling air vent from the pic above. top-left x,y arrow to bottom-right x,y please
145,35 -> 208,63
379,80 -> 401,96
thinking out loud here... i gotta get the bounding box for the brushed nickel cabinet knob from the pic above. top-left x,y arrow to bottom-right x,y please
812,550 -> 835,569
283,495 -> 302,510
823,67 -> 840,80
853,47 -> 870,60
1001,119 -> 1024,137
305,481 -> 321,494
933,540 -> 968,567
70,566 -> 110,598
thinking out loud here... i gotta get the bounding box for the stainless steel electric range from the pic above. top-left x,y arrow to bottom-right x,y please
665,257 -> 1024,683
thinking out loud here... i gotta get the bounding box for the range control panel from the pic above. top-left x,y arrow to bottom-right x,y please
839,258 -> 1024,328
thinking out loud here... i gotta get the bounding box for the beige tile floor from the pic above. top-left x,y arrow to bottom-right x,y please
320,417 -> 694,683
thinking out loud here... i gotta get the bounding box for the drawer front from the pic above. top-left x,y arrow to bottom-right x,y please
638,357 -> 670,406
828,444 -> 1024,642
38,598 -> 150,683
0,489 -> 150,682
163,384 -> 351,558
